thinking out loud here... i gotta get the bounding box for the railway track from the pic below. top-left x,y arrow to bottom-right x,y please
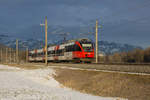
29,62 -> 150,75
30,61 -> 150,65
92,62 -> 150,66
50,65 -> 150,76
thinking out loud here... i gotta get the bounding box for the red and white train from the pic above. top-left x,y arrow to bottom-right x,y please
28,38 -> 94,63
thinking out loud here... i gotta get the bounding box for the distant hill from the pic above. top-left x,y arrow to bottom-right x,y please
0,34 -> 142,54
98,41 -> 142,55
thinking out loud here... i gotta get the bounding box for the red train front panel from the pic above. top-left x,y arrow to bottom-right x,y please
73,41 -> 94,59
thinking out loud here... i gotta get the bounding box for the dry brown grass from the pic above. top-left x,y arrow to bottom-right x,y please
54,68 -> 150,100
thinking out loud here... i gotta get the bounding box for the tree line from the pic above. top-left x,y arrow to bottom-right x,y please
99,48 -> 150,63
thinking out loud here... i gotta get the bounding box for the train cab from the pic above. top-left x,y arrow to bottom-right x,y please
73,38 -> 94,62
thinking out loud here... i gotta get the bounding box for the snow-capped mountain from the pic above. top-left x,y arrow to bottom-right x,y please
0,33 -> 142,54
98,41 -> 142,55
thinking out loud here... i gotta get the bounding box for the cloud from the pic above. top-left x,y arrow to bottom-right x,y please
0,0 -> 150,47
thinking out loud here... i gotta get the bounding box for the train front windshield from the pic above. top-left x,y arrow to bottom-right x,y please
81,43 -> 93,52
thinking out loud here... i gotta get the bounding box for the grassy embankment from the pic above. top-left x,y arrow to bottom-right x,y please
54,68 -> 150,100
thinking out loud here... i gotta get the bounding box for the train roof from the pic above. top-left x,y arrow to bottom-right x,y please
65,38 -> 91,43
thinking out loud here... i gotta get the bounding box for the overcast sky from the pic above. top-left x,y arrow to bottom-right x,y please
0,0 -> 150,48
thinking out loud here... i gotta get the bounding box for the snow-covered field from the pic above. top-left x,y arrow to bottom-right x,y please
0,64 -> 127,100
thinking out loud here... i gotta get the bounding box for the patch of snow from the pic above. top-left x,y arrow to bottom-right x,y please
21,68 -> 60,88
0,65 -> 20,70
0,64 -> 127,100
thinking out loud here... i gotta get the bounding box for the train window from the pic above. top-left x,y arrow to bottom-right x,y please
32,54 -> 34,57
59,49 -> 63,54
69,45 -> 73,52
70,45 -> 73,51
74,44 -> 81,51
65,46 -> 69,52
48,51 -> 51,55
81,43 -> 93,52
47,50 -> 55,56
32,53 -> 36,57
55,49 -> 64,56
37,52 -> 40,56
29,53 -> 32,56
61,49 -> 64,56
65,45 -> 81,52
